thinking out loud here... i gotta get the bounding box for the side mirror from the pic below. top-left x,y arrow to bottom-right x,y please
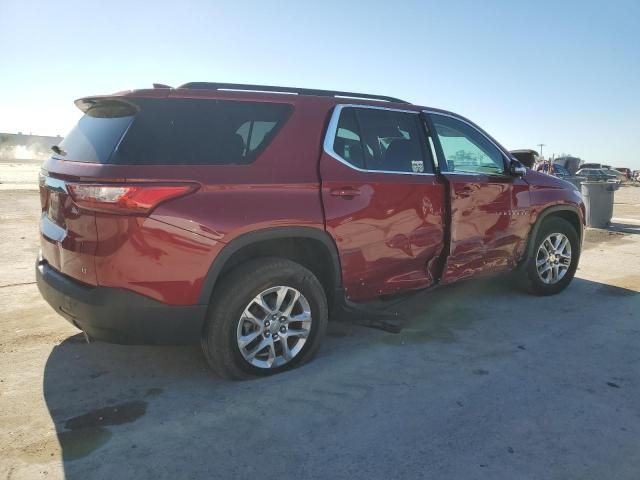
509,159 -> 526,177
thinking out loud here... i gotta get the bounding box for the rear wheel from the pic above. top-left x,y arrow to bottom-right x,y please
518,217 -> 580,295
201,257 -> 328,380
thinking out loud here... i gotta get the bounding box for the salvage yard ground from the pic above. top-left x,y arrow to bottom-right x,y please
1,166 -> 639,479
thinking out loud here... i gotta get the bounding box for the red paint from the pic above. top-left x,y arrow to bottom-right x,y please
440,173 -> 531,283
38,86 -> 584,307
93,214 -> 221,304
39,177 -> 99,285
320,154 -> 446,301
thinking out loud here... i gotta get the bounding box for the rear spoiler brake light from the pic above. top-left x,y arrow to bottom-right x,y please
67,182 -> 199,215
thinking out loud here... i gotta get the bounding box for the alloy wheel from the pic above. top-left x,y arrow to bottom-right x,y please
536,233 -> 572,285
236,286 -> 312,369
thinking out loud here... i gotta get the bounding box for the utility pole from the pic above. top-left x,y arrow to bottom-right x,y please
537,143 -> 546,158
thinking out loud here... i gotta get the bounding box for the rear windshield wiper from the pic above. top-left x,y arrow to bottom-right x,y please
51,145 -> 66,156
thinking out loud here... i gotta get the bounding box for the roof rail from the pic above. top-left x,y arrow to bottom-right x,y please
177,82 -> 409,104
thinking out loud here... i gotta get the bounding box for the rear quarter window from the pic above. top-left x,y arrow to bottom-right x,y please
57,98 -> 292,165
115,98 -> 292,165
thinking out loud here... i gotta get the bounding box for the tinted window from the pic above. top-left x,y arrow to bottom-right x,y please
237,120 -> 278,155
332,107 -> 432,174
332,108 -> 365,168
431,114 -> 505,175
58,98 -> 291,165
115,99 -> 291,165
57,109 -> 134,163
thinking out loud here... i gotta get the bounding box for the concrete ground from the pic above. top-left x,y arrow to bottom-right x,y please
1,178 -> 639,480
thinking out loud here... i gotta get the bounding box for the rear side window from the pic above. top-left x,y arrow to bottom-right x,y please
333,108 -> 366,169
331,107 -> 432,174
58,98 -> 292,165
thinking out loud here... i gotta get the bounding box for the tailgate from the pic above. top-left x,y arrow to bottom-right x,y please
39,173 -> 98,285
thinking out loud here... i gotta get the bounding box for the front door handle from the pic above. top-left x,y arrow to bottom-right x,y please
330,187 -> 361,199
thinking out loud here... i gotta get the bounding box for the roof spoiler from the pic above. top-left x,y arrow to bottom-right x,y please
73,96 -> 139,116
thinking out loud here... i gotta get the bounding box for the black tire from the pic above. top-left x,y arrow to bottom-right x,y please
517,216 -> 580,295
201,257 -> 328,380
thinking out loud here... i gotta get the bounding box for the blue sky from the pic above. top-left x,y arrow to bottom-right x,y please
2,0 -> 639,168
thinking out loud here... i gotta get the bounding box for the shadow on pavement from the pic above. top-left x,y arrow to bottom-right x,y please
42,275 -> 638,478
608,222 -> 640,235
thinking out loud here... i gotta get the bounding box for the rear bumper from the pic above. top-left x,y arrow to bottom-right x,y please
36,260 -> 207,345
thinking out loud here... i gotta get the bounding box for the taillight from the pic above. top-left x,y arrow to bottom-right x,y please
67,183 -> 198,215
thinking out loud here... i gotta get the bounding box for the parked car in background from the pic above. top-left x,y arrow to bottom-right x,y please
550,164 -> 571,179
603,168 -> 628,182
576,168 -> 618,182
581,163 -> 610,170
535,162 -> 570,178
554,156 -> 582,175
36,82 -> 586,379
535,162 -> 585,189
510,149 -> 539,168
615,167 -> 632,180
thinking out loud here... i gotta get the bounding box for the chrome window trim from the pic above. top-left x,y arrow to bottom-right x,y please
323,104 -> 435,177
442,171 -> 483,176
442,171 -> 509,178
424,110 -> 511,174
427,135 -> 439,171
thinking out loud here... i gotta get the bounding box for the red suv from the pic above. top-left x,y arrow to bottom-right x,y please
37,82 -> 585,379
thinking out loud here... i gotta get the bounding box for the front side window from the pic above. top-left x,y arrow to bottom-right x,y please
331,107 -> 432,174
430,114 -> 505,175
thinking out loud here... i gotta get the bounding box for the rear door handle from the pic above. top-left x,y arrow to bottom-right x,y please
330,187 -> 361,199
458,186 -> 475,198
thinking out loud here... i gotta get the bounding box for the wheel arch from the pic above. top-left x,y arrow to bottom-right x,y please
523,205 -> 583,263
198,227 -> 343,307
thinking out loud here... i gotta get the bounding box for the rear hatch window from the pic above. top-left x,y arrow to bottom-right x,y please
55,98 -> 292,165
57,101 -> 135,163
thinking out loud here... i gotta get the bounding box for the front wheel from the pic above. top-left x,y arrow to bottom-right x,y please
518,217 -> 580,295
201,257 -> 328,380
